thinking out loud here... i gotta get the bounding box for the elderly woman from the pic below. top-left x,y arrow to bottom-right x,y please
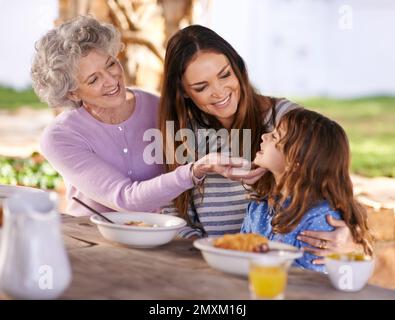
31,15 -> 240,216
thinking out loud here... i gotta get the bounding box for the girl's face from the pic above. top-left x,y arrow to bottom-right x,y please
70,49 -> 127,109
182,51 -> 241,128
254,128 -> 286,177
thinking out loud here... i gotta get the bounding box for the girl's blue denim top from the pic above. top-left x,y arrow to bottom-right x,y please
241,199 -> 342,273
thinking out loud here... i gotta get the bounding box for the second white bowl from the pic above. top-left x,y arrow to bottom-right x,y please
90,212 -> 186,248
325,254 -> 375,292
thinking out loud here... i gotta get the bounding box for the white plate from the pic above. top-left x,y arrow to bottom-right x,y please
90,212 -> 187,248
193,237 -> 303,276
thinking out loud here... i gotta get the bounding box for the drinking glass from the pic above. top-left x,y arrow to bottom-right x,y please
248,257 -> 289,300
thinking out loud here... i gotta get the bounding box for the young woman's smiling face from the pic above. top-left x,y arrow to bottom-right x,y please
254,128 -> 286,178
182,51 -> 241,128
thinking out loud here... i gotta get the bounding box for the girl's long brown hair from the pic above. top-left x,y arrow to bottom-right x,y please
252,108 -> 373,255
159,25 -> 275,218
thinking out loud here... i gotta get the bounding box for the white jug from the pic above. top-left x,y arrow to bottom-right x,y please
0,191 -> 71,299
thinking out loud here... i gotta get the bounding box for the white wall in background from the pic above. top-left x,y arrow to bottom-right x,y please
1,0 -> 394,98
0,0 -> 58,90
197,0 -> 395,98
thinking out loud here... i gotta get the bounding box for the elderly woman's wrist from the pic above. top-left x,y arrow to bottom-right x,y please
191,163 -> 206,184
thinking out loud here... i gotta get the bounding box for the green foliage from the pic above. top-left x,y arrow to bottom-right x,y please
0,152 -> 62,189
295,96 -> 395,177
0,86 -> 394,178
0,86 -> 46,109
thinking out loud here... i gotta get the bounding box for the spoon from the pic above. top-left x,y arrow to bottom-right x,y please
72,196 -> 115,224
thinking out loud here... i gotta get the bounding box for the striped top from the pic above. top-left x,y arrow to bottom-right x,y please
162,98 -> 300,238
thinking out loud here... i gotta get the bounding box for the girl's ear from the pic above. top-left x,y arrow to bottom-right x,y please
285,162 -> 300,172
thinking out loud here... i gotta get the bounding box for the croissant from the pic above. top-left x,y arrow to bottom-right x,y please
213,233 -> 268,252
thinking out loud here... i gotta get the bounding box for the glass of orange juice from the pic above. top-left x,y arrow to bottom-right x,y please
248,257 -> 289,300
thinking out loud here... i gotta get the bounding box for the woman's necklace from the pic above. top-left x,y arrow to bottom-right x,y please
84,92 -> 135,124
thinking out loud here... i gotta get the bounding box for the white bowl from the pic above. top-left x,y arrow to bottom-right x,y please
90,212 -> 186,248
194,238 -> 303,276
325,254 -> 375,292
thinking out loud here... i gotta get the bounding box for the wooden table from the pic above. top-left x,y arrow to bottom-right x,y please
61,215 -> 395,300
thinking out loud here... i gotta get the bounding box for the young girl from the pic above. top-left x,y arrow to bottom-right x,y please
241,108 -> 373,272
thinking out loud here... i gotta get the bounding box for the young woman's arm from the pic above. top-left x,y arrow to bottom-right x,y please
294,210 -> 343,272
296,215 -> 359,265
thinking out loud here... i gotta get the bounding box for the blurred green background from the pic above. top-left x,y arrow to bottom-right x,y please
0,86 -> 394,185
0,86 -> 46,109
297,97 -> 395,177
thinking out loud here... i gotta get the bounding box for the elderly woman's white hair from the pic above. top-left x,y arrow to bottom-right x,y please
31,15 -> 123,108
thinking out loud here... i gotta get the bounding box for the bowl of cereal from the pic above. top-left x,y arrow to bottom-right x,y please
90,212 -> 187,248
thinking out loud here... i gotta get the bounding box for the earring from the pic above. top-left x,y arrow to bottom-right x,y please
292,162 -> 300,172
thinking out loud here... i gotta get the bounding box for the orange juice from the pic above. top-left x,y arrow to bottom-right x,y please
249,265 -> 287,299
327,252 -> 372,261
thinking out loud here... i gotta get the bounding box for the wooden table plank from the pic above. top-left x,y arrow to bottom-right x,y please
60,215 -> 395,300
61,215 -> 105,246
64,235 -> 95,250
62,244 -> 249,299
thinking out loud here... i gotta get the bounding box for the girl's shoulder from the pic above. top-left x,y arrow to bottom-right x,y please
302,200 -> 342,224
309,200 -> 341,215
247,199 -> 270,213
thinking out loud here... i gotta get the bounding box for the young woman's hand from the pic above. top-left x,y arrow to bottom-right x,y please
297,215 -> 361,265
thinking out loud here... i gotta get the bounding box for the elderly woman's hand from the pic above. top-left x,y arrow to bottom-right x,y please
193,154 -> 267,183
297,215 -> 361,265
192,153 -> 249,178
228,166 -> 267,185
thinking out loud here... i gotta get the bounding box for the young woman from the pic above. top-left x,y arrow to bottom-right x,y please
159,24 -> 362,264
241,108 -> 373,272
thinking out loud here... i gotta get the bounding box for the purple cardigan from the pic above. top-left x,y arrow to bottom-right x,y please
40,89 -> 193,216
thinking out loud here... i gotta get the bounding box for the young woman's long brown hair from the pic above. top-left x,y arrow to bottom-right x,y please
159,25 -> 276,218
252,108 -> 373,254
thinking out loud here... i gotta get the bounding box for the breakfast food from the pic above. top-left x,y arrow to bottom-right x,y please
213,233 -> 269,252
124,220 -> 158,227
